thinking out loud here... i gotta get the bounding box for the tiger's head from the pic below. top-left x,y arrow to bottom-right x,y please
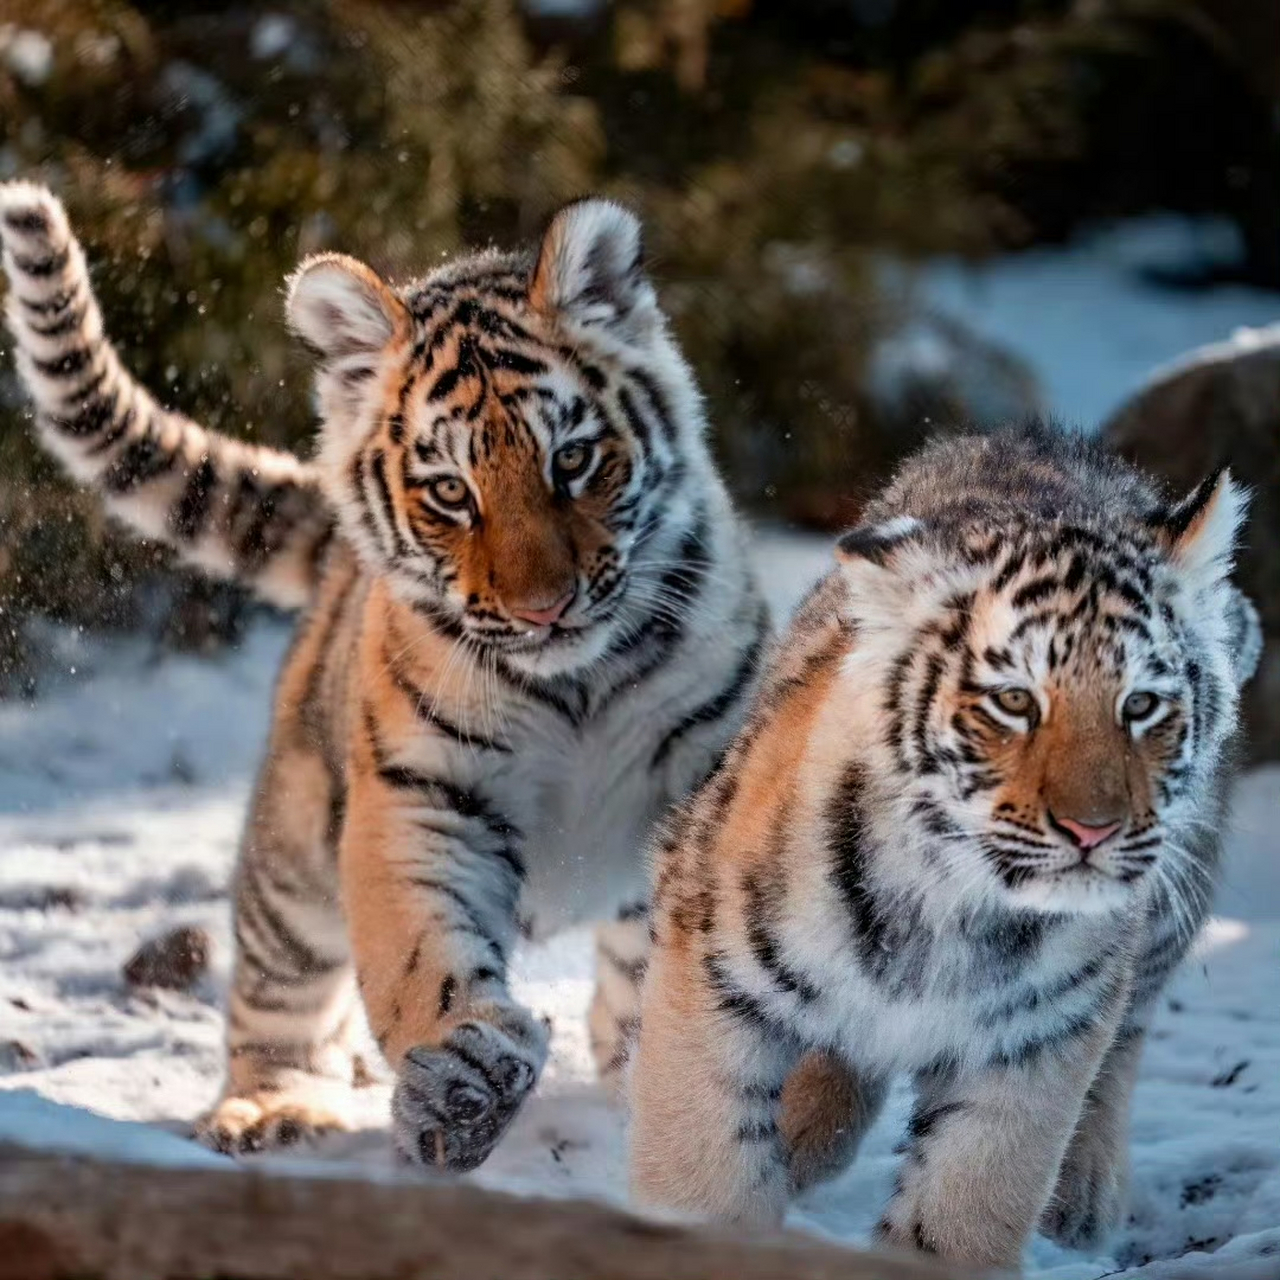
285,199 -> 717,676
836,436 -> 1259,917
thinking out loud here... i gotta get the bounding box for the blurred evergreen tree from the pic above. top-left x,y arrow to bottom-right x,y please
0,0 -> 1276,679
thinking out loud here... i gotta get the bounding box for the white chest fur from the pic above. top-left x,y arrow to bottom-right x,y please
510,703 -> 665,935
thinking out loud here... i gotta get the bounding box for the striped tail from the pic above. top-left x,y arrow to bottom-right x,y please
0,181 -> 335,609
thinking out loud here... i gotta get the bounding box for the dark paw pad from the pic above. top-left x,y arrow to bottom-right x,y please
393,1021 -> 541,1173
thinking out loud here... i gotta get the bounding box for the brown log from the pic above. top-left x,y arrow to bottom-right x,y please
0,1142 -> 980,1280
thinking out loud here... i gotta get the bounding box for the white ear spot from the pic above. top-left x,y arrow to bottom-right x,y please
1157,470 -> 1246,589
286,253 -> 407,361
529,199 -> 651,331
833,515 -> 928,631
835,516 -> 922,567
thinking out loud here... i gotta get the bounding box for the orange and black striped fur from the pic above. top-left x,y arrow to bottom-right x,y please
630,428 -> 1260,1271
0,183 -> 766,1169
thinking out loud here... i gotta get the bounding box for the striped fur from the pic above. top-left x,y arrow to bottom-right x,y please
1,184 -> 766,1170
0,182 -> 333,608
630,428 -> 1259,1271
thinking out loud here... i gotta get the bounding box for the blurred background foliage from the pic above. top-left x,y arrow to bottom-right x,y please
0,0 -> 1278,682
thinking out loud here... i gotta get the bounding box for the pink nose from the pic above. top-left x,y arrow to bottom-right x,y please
510,591 -> 573,628
1053,815 -> 1123,851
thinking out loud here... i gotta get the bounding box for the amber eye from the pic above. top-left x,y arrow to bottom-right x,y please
1122,690 -> 1160,722
553,441 -> 593,482
427,475 -> 470,511
991,687 -> 1035,718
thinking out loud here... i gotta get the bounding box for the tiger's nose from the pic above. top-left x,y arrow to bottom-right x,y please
510,591 -> 574,627
1050,813 -> 1123,851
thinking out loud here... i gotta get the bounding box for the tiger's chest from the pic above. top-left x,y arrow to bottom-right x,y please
512,709 -> 665,936
787,899 -> 1136,1074
489,669 -> 728,937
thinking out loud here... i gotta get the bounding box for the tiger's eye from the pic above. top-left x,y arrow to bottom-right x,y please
553,441 -> 592,481
1122,690 -> 1159,721
992,687 -> 1035,717
428,476 -> 470,510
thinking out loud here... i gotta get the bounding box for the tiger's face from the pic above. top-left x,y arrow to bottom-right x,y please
942,568 -> 1212,916
837,473 -> 1252,917
362,341 -> 641,667
286,201 -> 707,675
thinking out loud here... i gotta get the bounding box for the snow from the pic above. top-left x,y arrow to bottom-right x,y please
901,217 -> 1280,432
0,527 -> 1276,1276
0,1088 -> 227,1169
251,15 -> 297,61
520,0 -> 605,16
0,26 -> 54,87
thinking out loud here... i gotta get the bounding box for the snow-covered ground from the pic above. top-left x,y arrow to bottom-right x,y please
907,216 -> 1280,431
0,529 -> 1277,1277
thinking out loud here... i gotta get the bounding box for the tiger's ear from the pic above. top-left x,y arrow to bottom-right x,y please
1224,585 -> 1263,688
834,516 -> 925,570
286,253 -> 409,364
1149,470 -> 1246,591
528,199 -> 655,337
833,516 -> 928,619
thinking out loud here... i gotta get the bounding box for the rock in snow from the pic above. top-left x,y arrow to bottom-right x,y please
123,925 -> 212,992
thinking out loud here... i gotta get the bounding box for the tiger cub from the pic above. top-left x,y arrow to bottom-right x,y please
630,427 -> 1260,1270
0,183 -> 767,1170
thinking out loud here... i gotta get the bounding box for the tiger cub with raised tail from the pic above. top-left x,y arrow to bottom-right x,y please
630,427 -> 1260,1271
0,182 -> 767,1170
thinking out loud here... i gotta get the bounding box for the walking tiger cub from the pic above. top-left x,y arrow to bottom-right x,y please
0,182 -> 767,1170
630,427 -> 1260,1270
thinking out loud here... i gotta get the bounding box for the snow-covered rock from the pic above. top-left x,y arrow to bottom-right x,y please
909,216 -> 1280,431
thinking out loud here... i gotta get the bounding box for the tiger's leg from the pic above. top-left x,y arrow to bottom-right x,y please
876,1012 -> 1121,1271
1041,1025 -> 1145,1249
343,765 -> 548,1172
1043,914 -> 1195,1249
781,1051 -> 887,1195
588,902 -> 649,1100
629,941 -> 799,1226
198,745 -> 361,1153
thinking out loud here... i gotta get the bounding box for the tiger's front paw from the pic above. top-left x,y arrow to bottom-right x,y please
876,1174 -> 1026,1272
196,1085 -> 358,1155
1040,1123 -> 1127,1250
391,1013 -> 548,1172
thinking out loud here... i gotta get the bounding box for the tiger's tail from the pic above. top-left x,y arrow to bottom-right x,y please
0,181 -> 334,609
